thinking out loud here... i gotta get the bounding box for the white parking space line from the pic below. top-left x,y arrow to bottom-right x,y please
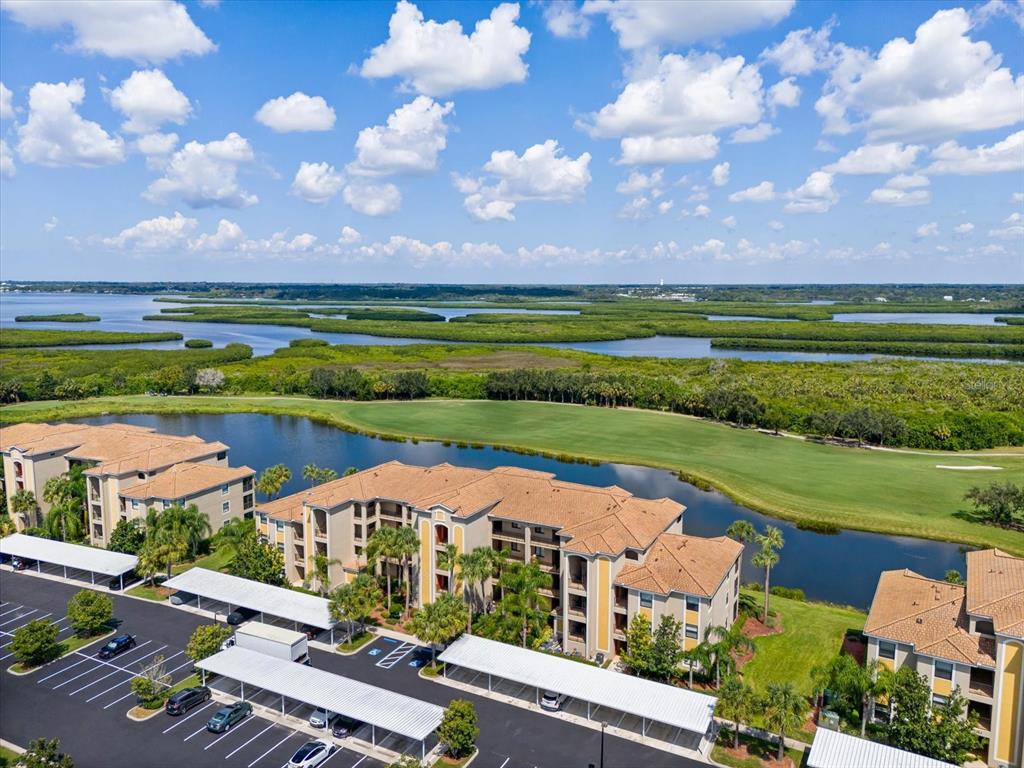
70,640 -> 158,672
0,608 -> 39,627
66,645 -> 174,695
318,745 -> 348,767
351,756 -> 368,768
205,714 -> 258,750
247,731 -> 295,767
90,653 -> 188,703
185,721 -> 213,741
52,642 -> 158,690
0,604 -> 24,618
163,701 -> 217,733
38,656 -> 91,683
223,720 -> 277,760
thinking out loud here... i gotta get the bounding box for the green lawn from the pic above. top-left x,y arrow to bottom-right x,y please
336,631 -> 375,653
171,546 -> 234,575
712,733 -> 807,768
127,583 -> 169,601
740,591 -> 866,698
0,745 -> 20,767
3,396 -> 1022,553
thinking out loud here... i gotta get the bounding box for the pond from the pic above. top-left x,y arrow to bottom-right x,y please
832,312 -> 1017,325
74,412 -> 969,609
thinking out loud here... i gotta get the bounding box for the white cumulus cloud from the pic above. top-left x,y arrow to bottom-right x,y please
1,0 -> 215,63
729,181 -> 775,202
711,162 -> 730,186
824,143 -> 923,174
1,140 -> 16,178
865,173 -> 931,206
760,22 -> 835,75
291,161 -> 345,204
456,139 -> 591,221
0,82 -> 13,119
544,0 -> 590,38
730,122 -> 779,144
254,92 -> 335,133
143,132 -> 257,208
348,96 -> 453,176
581,0 -> 794,50
784,170 -> 838,213
360,1 -> 530,96
103,211 -> 197,250
916,222 -> 939,238
16,79 -> 124,167
108,69 -> 190,134
767,77 -> 801,111
343,182 -> 402,217
925,130 -> 1024,175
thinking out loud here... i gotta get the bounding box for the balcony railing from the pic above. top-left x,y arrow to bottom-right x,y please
567,576 -> 586,591
968,679 -> 994,698
491,528 -> 525,542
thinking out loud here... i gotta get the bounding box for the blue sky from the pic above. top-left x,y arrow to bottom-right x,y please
0,0 -> 1021,283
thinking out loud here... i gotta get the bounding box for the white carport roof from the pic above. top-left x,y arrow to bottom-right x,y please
808,728 -> 957,768
1,533 -> 137,577
439,634 -> 716,735
197,646 -> 443,741
162,567 -> 335,629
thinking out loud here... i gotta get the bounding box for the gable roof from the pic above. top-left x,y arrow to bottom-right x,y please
614,533 -> 742,598
965,548 -> 1024,639
864,569 -> 995,667
259,461 -> 684,557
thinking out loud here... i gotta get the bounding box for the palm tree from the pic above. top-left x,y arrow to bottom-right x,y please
302,464 -> 337,487
706,623 -> 755,688
753,525 -> 784,624
393,526 -> 420,619
685,640 -> 715,688
718,676 -> 756,748
408,592 -> 466,666
499,560 -> 549,648
10,490 -> 38,526
312,553 -> 343,596
726,520 -> 756,543
329,573 -> 381,642
164,504 -> 211,561
831,656 -> 893,737
213,517 -> 254,558
762,682 -> 807,761
457,548 -> 492,633
42,466 -> 86,542
256,464 -> 292,500
365,527 -> 399,611
437,543 -> 459,592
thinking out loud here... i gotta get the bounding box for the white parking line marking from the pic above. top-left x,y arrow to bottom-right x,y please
163,701 -> 217,733
38,656 -> 91,683
318,746 -> 347,766
52,641 -> 156,689
223,720 -> 277,760
91,653 -> 187,703
0,604 -> 24,618
375,641 -> 417,669
351,756 -> 367,768
185,722 -> 213,741
0,608 -> 38,627
247,730 -> 294,767
499,758 -> 511,768
67,645 -> 172,695
205,714 -> 257,750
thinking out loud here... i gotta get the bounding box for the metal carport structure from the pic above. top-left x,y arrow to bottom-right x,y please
197,646 -> 444,758
0,533 -> 138,589
161,567 -> 338,640
807,728 -> 957,768
439,634 -> 717,752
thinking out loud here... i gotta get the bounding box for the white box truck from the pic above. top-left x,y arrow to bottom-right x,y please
234,622 -> 309,663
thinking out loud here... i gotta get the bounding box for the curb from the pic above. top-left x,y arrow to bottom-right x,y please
433,747 -> 478,767
127,705 -> 164,722
5,629 -> 115,677
0,738 -> 25,755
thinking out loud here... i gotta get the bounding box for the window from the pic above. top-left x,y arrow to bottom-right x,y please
276,542 -> 285,553
137,472 -> 146,480
878,641 -> 896,660
685,596 -> 700,613
354,524 -> 363,540
639,592 -> 653,609
510,542 -> 521,552
243,494 -> 254,510
931,693 -> 949,708
221,484 -> 230,495
221,501 -> 230,515
132,499 -> 140,510
276,520 -> 284,532
685,624 -> 699,640
534,526 -> 544,534
217,451 -> 227,461
975,619 -> 995,635
934,660 -> 953,680
258,513 -> 267,525
510,521 -> 521,529
533,546 -> 543,558
625,551 -> 639,561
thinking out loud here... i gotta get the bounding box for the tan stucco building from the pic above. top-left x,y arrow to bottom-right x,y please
864,549 -> 1024,768
257,460 -> 742,659
1,422 -> 253,545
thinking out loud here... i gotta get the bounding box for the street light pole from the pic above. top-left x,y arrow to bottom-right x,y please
600,721 -> 607,768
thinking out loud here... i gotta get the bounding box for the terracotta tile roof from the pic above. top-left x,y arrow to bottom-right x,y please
119,462 -> 254,501
614,533 -> 743,598
259,461 -> 684,556
1,422 -> 226,474
864,570 -> 996,667
965,549 -> 1024,639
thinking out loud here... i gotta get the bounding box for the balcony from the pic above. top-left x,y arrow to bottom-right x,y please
91,506 -> 103,522
567,575 -> 586,592
491,526 -> 525,543
968,672 -> 994,699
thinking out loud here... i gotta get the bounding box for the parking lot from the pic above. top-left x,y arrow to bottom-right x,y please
1,570 -> 703,768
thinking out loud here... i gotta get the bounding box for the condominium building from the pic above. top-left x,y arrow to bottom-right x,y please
864,549 -> 1024,768
256,460 -> 742,659
1,422 -> 252,546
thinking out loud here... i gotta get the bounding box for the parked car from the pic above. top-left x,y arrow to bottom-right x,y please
308,708 -> 337,729
540,691 -> 567,711
226,607 -> 258,625
11,557 -> 35,571
206,701 -> 252,733
165,686 -> 211,715
219,634 -> 236,652
287,740 -> 335,768
299,625 -> 320,640
330,715 -> 362,739
107,572 -> 135,590
169,591 -> 192,606
98,634 -> 136,660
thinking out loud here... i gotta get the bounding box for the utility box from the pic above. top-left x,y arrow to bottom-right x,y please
235,622 -> 308,663
818,709 -> 840,731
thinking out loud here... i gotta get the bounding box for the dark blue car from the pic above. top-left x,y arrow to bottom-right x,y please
97,634 -> 136,660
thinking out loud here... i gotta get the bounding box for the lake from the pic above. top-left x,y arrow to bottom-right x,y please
1,292 -> 1013,363
832,312 -> 1015,325
75,412 -> 968,609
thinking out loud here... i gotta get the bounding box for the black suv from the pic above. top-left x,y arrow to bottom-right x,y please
226,607 -> 258,625
331,715 -> 362,739
98,634 -> 136,660
165,686 -> 211,715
